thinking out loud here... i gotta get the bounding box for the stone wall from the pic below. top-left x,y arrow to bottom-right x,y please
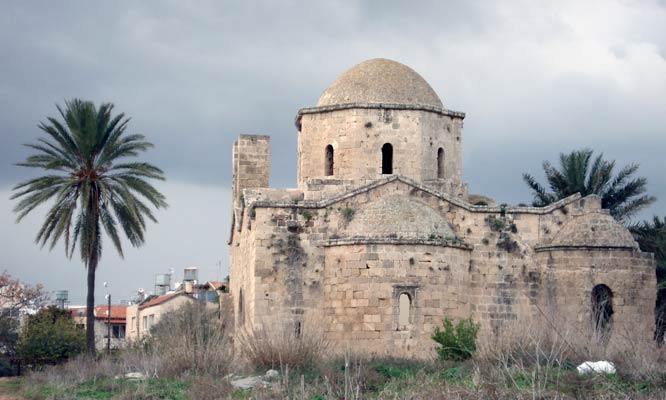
229,144 -> 657,358
535,248 -> 656,345
232,135 -> 270,203
297,108 -> 463,192
323,243 -> 471,358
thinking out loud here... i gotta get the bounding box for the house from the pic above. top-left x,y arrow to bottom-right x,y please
67,304 -> 127,350
125,291 -> 207,342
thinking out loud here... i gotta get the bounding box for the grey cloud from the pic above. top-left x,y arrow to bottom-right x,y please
2,1 -> 666,299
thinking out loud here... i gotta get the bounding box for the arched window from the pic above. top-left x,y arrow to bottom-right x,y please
437,148 -> 445,179
238,289 -> 245,327
382,143 -> 393,174
591,284 -> 613,342
398,293 -> 411,326
325,145 -> 334,176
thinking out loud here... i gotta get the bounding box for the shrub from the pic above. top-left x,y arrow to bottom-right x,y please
238,314 -> 328,371
487,216 -> 506,232
17,306 -> 85,368
497,233 -> 519,253
146,301 -> 230,377
432,317 -> 480,361
300,210 -> 313,221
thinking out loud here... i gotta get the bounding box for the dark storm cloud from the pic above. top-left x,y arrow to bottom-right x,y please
2,0 -> 665,301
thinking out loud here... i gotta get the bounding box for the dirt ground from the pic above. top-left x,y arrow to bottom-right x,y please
0,377 -> 24,400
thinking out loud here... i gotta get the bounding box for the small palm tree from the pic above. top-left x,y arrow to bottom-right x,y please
11,99 -> 167,355
523,148 -> 655,222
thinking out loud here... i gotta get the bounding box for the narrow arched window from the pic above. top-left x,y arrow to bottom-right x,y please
238,289 -> 245,327
591,284 -> 613,342
325,145 -> 334,176
382,143 -> 393,174
398,293 -> 411,326
437,148 -> 445,178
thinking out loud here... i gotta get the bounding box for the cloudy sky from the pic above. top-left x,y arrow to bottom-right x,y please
1,0 -> 665,304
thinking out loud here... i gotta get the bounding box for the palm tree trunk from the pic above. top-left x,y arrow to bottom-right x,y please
86,255 -> 97,356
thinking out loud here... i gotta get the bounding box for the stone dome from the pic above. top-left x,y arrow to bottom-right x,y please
547,212 -> 639,249
343,195 -> 456,240
317,58 -> 443,108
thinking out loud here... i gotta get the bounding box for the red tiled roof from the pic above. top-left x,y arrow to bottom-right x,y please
139,291 -> 191,310
207,281 -> 228,290
68,305 -> 127,324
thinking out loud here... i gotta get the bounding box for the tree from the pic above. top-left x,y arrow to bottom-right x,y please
11,99 -> 167,355
17,306 -> 85,367
0,271 -> 47,375
523,149 -> 655,222
630,216 -> 666,343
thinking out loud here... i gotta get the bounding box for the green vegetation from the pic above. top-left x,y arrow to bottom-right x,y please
248,206 -> 256,219
631,216 -> 666,343
300,210 -> 313,221
0,271 -> 47,376
432,317 -> 480,361
11,99 -> 167,355
487,215 -> 506,231
523,148 -> 655,222
17,306 -> 85,368
342,207 -> 355,222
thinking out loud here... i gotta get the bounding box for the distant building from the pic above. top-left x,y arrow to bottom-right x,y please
68,304 -> 127,350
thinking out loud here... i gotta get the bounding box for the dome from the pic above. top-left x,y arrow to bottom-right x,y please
343,195 -> 456,240
547,212 -> 638,249
317,58 -> 443,108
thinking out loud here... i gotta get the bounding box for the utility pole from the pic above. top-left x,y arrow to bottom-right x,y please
104,282 -> 111,355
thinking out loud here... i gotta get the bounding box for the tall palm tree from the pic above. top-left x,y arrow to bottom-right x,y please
523,148 -> 655,222
630,216 -> 666,344
11,99 -> 167,355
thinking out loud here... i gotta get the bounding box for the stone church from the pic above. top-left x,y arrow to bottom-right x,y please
228,58 -> 656,357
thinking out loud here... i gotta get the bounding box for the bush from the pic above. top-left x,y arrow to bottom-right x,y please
238,314 -> 328,371
432,317 -> 480,361
146,301 -> 229,377
17,306 -> 85,367
487,216 -> 506,231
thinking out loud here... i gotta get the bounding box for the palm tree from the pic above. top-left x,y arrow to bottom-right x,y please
631,217 -> 666,344
11,99 -> 167,355
523,148 -> 655,222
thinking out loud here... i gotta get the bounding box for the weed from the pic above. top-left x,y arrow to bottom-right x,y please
497,233 -> 519,253
300,210 -> 313,221
248,207 -> 256,219
342,207 -> 355,222
432,317 -> 480,361
409,257 -> 415,265
509,222 -> 518,233
487,215 -> 505,231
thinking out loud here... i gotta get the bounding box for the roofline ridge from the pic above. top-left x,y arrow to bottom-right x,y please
295,102 -> 465,128
247,175 -> 583,215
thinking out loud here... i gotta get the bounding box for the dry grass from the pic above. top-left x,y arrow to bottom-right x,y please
14,302 -> 666,399
20,301 -> 233,399
146,301 -> 231,377
237,313 -> 328,371
474,313 -> 666,398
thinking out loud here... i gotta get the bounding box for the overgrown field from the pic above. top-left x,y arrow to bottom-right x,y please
4,303 -> 666,399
